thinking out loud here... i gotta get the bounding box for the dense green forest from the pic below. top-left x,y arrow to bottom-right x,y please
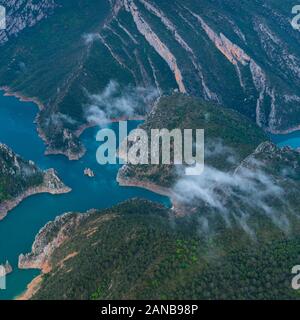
0,144 -> 43,202
2,0 -> 300,157
2,0 -> 300,300
31,199 -> 300,300
119,93 -> 267,187
29,94 -> 300,300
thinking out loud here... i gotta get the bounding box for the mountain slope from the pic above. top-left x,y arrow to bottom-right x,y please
18,95 -> 300,300
0,0 -> 57,44
18,199 -> 300,300
118,94 -> 268,189
0,0 -> 299,158
118,94 -> 300,236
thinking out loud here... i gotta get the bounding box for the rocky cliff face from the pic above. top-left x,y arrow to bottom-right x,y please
17,198 -> 300,300
0,0 -> 57,44
117,94 -> 300,236
0,143 -> 39,176
19,212 -> 90,272
0,143 -> 71,219
110,0 -> 300,133
0,0 -> 299,158
0,143 -> 44,201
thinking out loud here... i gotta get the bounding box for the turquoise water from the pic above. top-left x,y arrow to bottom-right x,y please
0,92 -> 169,300
270,131 -> 300,149
0,90 -> 299,300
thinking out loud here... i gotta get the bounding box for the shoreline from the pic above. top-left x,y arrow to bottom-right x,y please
16,251 -> 52,301
2,85 -> 300,158
267,125 -> 300,135
0,168 -> 71,221
16,213 -> 87,300
42,115 -> 145,161
0,184 -> 71,221
16,175 -> 179,301
117,174 -> 190,216
116,174 -> 186,214
1,86 -> 44,111
1,86 -> 146,160
117,175 -> 173,198
16,275 -> 43,300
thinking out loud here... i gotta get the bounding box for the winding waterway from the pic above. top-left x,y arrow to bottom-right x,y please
0,91 -> 300,299
270,131 -> 300,149
0,92 -> 170,299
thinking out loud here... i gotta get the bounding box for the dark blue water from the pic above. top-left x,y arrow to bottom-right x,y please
0,92 -> 169,299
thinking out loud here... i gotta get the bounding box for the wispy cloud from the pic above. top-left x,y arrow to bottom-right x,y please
173,145 -> 293,237
85,80 -> 159,126
82,33 -> 100,45
44,112 -> 77,130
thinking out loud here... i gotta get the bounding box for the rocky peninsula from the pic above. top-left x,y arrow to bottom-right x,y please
0,143 -> 71,220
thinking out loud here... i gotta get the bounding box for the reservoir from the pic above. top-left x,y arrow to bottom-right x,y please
0,90 -> 299,299
0,92 -> 169,299
270,131 -> 300,149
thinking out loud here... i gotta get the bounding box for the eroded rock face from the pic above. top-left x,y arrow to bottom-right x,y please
1,1 -> 300,158
0,143 -> 71,220
0,0 -> 57,44
105,1 -> 300,133
124,0 -> 186,93
42,168 -> 71,193
19,212 -> 90,272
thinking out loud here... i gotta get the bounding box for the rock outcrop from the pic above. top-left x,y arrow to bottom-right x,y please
19,212 -> 89,272
1,1 -> 300,157
0,0 -> 57,44
0,143 -> 71,220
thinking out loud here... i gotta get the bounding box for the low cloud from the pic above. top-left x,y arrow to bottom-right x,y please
53,113 -> 77,125
85,80 -> 159,126
174,154 -> 292,237
82,33 -> 100,45
205,138 -> 238,165
46,113 -> 77,129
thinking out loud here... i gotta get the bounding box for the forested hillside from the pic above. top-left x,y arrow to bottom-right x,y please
1,0 -> 300,158
20,199 -> 300,300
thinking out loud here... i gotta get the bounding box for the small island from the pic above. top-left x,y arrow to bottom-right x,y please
84,168 -> 95,178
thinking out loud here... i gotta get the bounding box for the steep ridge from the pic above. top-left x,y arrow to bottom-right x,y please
17,199 -> 300,299
124,0 -> 186,93
12,93 -> 299,298
0,0 -> 299,158
117,94 -> 300,236
0,0 -> 57,44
